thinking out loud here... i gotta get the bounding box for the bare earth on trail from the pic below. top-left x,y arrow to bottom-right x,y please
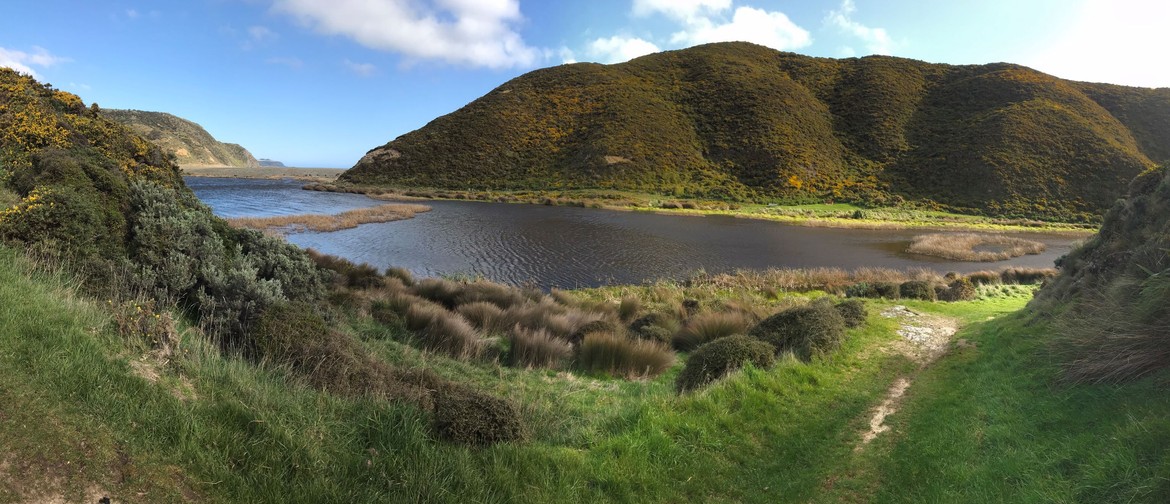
856,305 -> 959,450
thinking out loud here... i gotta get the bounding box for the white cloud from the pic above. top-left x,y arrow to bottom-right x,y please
0,46 -> 67,78
344,59 -> 377,76
825,0 -> 893,55
587,36 -> 660,64
632,0 -> 730,21
126,8 -> 140,19
1023,0 -> 1170,88
671,7 -> 811,51
272,0 -> 540,69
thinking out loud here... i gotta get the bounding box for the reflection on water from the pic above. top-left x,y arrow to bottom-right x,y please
186,177 -> 1080,288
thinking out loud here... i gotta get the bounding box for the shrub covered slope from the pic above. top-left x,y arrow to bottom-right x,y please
104,108 -> 259,167
343,42 -> 1170,222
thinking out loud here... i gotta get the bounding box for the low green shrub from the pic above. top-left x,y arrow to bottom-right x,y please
675,335 -> 775,393
576,331 -> 675,378
672,311 -> 754,352
899,280 -> 937,301
749,302 -> 846,360
431,384 -> 526,445
508,326 -> 572,369
834,299 -> 868,328
939,278 -> 978,302
629,312 -> 681,343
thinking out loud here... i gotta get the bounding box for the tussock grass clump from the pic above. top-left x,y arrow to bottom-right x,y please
675,335 -> 775,393
431,384 -> 526,445
672,311 -> 755,352
227,203 -> 431,233
384,266 -> 414,287
508,326 -> 572,369
576,332 -> 675,378
899,280 -> 937,301
418,312 -> 484,360
965,270 -> 1002,286
411,278 -> 464,308
456,301 -> 506,333
404,300 -> 449,331
455,280 -> 527,309
618,295 -> 641,322
834,299 -> 868,328
749,302 -> 846,360
907,233 -> 1046,261
569,319 -> 619,345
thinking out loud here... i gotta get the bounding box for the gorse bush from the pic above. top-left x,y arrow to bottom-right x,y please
672,311 -> 754,352
899,280 -> 937,301
629,312 -> 681,343
750,302 -> 846,360
834,299 -> 868,328
431,383 -> 526,445
576,332 -> 675,378
939,278 -> 978,302
676,335 -> 775,393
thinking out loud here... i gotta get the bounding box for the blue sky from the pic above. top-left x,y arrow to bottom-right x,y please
1,0 -> 1165,167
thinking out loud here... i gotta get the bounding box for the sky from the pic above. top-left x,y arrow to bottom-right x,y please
1,0 -> 1166,168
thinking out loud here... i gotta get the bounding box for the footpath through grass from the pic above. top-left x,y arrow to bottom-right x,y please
813,295 -> 1170,502
3,248 -> 1163,502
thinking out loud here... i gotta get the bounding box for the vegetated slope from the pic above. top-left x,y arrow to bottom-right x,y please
104,108 -> 259,167
1033,163 -> 1170,382
343,42 -> 1170,222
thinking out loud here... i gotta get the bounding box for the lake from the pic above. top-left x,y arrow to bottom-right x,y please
187,177 -> 1082,288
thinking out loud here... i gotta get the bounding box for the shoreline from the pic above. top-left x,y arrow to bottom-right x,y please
181,166 -> 345,182
301,182 -> 1098,235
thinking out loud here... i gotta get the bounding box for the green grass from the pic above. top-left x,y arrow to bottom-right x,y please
812,303 -> 1170,503
4,246 -> 1166,502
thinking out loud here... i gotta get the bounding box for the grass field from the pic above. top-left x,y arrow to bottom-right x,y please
2,249 -> 1166,503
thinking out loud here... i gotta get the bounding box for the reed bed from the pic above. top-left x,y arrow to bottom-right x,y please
907,233 -> 1046,261
227,203 -> 432,233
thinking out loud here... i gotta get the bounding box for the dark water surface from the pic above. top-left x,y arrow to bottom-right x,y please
187,177 -> 1081,288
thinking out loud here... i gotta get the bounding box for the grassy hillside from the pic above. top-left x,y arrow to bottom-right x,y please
343,42 -> 1169,222
3,67 -> 1168,502
104,108 -> 259,168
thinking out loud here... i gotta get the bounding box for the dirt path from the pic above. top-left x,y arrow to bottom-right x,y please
854,305 -> 959,451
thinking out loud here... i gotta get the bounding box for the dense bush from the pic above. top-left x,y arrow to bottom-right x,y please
749,302 -> 846,360
834,299 -> 868,328
939,278 -> 978,302
568,318 -> 619,345
676,335 -> 775,393
845,281 -> 901,299
629,312 -> 681,343
899,280 -> 937,301
431,384 -> 525,445
671,311 -> 754,352
576,331 -> 675,378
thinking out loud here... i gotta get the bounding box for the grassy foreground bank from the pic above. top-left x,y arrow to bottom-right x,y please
5,246 -> 1165,502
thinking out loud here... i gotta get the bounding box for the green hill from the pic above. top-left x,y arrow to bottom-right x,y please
342,42 -> 1170,222
104,108 -> 259,168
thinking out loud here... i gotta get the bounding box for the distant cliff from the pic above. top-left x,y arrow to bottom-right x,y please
104,109 -> 259,168
258,158 -> 286,167
344,42 -> 1170,222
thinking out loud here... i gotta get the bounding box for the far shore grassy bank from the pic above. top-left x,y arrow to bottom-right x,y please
306,182 -> 1098,234
181,166 -> 345,182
